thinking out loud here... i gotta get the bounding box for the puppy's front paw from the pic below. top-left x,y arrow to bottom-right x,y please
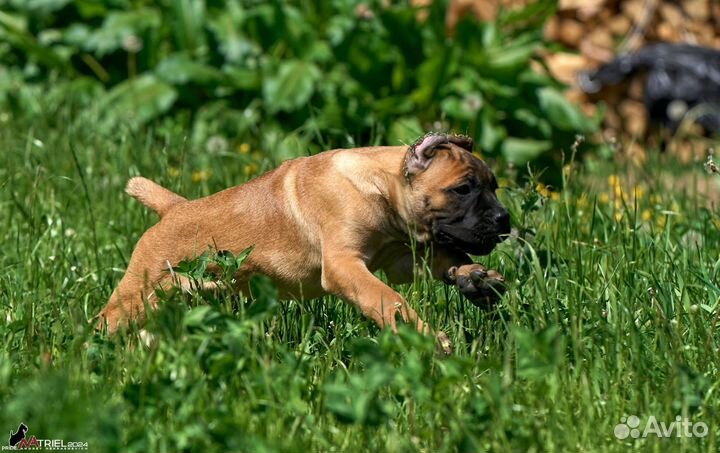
447,264 -> 505,308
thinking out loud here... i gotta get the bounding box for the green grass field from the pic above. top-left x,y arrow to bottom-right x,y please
2,108 -> 719,452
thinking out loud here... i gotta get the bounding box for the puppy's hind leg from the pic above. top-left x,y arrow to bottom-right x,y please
97,256 -> 221,335
97,274 -> 158,334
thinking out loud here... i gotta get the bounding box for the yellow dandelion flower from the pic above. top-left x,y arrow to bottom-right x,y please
634,185 -> 646,199
192,169 -> 211,183
238,143 -> 251,154
608,174 -> 620,188
641,209 -> 652,222
550,191 -> 561,201
656,215 -> 667,228
614,211 -> 624,222
614,184 -> 624,198
168,167 -> 180,178
243,163 -> 258,176
598,192 -> 610,204
536,183 -> 551,198
650,194 -> 661,205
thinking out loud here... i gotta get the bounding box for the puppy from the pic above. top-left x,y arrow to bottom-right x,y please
98,133 -> 510,353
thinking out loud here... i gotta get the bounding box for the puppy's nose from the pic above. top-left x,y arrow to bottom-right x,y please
493,210 -> 511,234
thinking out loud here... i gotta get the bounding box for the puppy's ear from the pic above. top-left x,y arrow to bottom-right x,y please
448,134 -> 473,152
404,134 -> 449,178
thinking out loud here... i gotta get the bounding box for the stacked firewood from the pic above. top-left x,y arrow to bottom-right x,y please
543,0 -> 720,142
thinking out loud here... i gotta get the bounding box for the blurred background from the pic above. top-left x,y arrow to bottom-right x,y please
0,0 -> 718,179
0,0 -> 720,186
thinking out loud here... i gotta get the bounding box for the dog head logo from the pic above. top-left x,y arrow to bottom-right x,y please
404,132 -> 511,256
7,424 -> 38,450
8,424 -> 27,448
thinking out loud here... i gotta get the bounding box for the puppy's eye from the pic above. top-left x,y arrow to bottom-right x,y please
451,183 -> 472,196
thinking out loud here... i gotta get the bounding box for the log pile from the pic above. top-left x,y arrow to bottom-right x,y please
543,0 -> 720,149
437,0 -> 719,158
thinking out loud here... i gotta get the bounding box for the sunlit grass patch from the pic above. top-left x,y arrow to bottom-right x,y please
1,114 -> 719,452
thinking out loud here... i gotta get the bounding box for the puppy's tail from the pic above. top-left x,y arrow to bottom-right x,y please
126,177 -> 187,217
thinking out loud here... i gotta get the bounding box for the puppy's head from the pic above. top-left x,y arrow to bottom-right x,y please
403,133 -> 510,256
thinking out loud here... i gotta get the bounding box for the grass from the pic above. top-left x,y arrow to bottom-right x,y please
1,105 -> 720,453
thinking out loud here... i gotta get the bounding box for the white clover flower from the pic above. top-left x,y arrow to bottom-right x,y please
122,35 -> 143,53
206,135 -> 229,154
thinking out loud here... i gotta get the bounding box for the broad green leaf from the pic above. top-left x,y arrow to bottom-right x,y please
15,0 -> 70,13
98,74 -> 177,127
183,306 -> 213,329
477,77 -> 518,97
484,43 -> 538,72
0,11 -> 26,32
501,137 -> 551,164
514,325 -> 563,381
0,11 -> 70,71
74,0 -> 109,19
374,94 -> 414,117
411,50 -> 454,106
168,0 -> 207,53
155,54 -> 226,85
207,6 -> 259,64
81,9 -> 161,56
304,40 -> 333,63
513,108 -> 541,127
537,86 -> 592,132
482,22 -> 499,47
479,108 -> 505,152
262,60 -> 320,113
224,67 -> 261,91
388,117 -> 423,146
441,93 -> 483,121
500,0 -> 556,26
324,366 -> 393,426
326,15 -> 354,46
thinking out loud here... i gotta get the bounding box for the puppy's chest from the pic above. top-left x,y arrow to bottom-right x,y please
365,238 -> 413,272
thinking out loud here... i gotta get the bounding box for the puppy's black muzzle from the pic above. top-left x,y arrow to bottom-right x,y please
492,209 -> 511,238
434,206 -> 511,256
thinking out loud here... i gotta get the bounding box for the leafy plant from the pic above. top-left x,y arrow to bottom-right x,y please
0,0 -> 597,175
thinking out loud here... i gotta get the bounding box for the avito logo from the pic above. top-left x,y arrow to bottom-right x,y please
614,415 -> 708,440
